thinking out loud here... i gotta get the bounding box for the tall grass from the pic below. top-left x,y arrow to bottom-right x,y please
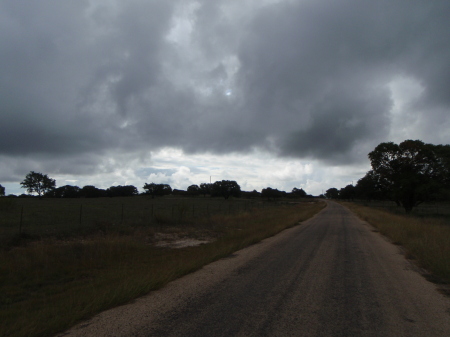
0,200 -> 324,337
342,202 -> 450,283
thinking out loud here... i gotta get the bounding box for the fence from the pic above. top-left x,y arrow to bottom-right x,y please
0,196 -> 271,244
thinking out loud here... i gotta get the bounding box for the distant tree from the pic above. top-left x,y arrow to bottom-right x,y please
143,183 -> 172,198
172,189 -> 188,196
261,187 -> 283,200
291,187 -> 307,198
339,185 -> 356,200
199,183 -> 213,197
368,140 -> 450,212
0,184 -> 5,197
241,190 -> 261,198
187,184 -> 201,196
211,180 -> 241,199
20,171 -> 56,197
325,188 -> 339,199
80,185 -> 107,198
47,185 -> 81,198
107,185 -> 138,197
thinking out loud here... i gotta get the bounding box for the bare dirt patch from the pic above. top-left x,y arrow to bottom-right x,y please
149,228 -> 218,249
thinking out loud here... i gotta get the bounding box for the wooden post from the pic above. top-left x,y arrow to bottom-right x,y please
121,204 -> 124,224
19,205 -> 24,235
79,204 -> 83,225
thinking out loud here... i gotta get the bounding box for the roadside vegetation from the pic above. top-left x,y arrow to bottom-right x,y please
0,197 -> 324,337
341,201 -> 450,285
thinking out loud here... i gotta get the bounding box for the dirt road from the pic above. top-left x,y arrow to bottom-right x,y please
59,202 -> 450,336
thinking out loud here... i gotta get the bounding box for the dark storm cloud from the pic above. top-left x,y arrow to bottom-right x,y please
1,0 -> 450,182
234,0 -> 449,162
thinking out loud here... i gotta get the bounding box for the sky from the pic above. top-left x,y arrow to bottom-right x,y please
1,0 -> 450,196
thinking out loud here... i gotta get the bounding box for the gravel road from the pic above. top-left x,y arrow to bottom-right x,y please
59,201 -> 450,336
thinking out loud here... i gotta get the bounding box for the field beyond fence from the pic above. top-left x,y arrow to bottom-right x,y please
0,196 -> 270,246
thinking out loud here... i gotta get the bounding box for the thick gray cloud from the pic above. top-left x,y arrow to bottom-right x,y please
1,0 -> 449,185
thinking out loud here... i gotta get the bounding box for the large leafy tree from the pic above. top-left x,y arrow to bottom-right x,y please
211,180 -> 241,199
339,184 -> 356,200
143,183 -> 172,198
355,170 -> 387,201
199,183 -> 212,197
325,188 -> 339,199
291,187 -> 307,198
0,184 -> 5,196
107,185 -> 138,197
368,140 -> 450,212
80,185 -> 107,198
187,184 -> 201,196
20,171 -> 56,197
261,187 -> 283,200
47,185 -> 81,198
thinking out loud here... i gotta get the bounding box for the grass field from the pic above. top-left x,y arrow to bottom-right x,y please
0,196 -> 325,337
350,199 -> 450,219
0,196 -> 264,247
341,201 -> 450,286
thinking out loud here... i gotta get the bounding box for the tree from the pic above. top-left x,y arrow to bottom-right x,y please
187,184 -> 201,196
0,184 -> 5,196
211,180 -> 241,199
355,170 -> 387,201
80,185 -> 107,198
368,140 -> 450,212
261,187 -> 283,200
143,183 -> 172,198
339,184 -> 356,200
47,185 -> 81,198
199,183 -> 213,197
325,188 -> 339,199
20,171 -> 56,197
107,185 -> 138,197
291,187 -> 307,198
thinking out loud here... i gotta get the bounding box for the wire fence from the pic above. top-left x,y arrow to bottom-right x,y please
0,196 -> 275,244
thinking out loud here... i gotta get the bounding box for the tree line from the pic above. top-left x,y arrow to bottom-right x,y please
325,140 -> 450,213
0,172 -> 311,200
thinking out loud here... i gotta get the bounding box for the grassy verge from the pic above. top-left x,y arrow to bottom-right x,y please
341,202 -> 450,284
0,200 -> 324,337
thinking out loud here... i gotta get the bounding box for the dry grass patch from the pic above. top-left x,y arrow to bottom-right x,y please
0,200 -> 325,337
342,202 -> 450,284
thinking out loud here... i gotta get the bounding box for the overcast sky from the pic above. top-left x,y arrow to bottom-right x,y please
1,0 -> 449,195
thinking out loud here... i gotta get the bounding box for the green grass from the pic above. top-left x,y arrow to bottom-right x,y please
341,202 -> 450,284
0,198 -> 325,337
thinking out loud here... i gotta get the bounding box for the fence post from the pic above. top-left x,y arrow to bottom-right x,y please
79,204 -> 83,225
19,205 -> 24,235
121,204 -> 124,224
192,204 -> 195,218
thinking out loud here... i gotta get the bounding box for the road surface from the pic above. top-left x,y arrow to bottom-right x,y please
60,201 -> 450,336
